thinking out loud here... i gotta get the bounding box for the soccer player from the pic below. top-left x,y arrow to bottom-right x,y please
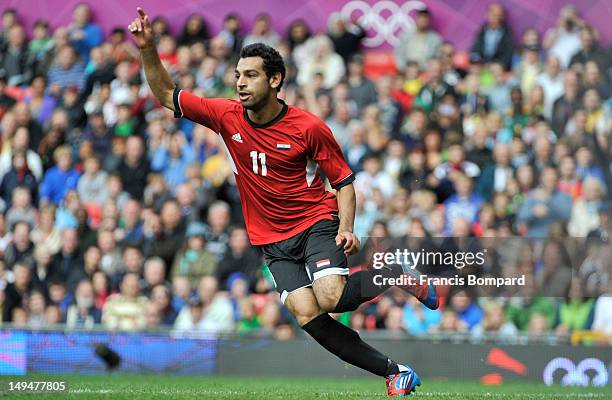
129,8 -> 438,397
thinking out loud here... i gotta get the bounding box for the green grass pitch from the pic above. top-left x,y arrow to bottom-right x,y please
0,374 -> 610,399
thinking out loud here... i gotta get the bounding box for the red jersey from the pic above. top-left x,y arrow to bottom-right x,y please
175,89 -> 354,245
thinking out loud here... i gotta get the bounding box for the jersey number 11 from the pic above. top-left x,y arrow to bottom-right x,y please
250,151 -> 267,176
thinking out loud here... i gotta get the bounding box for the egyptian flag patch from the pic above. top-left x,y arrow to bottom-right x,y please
316,259 -> 331,268
277,143 -> 291,150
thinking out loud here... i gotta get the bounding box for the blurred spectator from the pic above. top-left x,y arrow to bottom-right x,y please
448,288 -> 484,330
27,290 -> 48,328
47,280 -> 72,317
47,46 -> 86,96
30,204 -> 61,254
4,221 -> 34,269
67,3 -> 103,63
118,136 -> 150,200
203,201 -> 231,261
0,152 -> 38,210
472,302 -> 518,339
568,177 -> 605,237
177,14 -> 209,47
355,154 -> 395,201
395,7 -> 441,71
243,14 -> 280,48
2,262 -> 33,322
174,276 -> 234,334
150,283 -> 178,326
513,42 -> 543,97
376,75 -> 403,137
142,257 -> 168,296
0,24 -> 35,86
536,55 -> 563,119
297,34 -> 345,90
77,157 -> 108,206
569,26 -> 609,74
172,222 -> 217,287
506,276 -> 557,331
39,145 -> 80,206
537,240 -> 573,297
518,167 -> 572,238
325,100 -> 352,150
5,187 -> 36,233
0,9 -> 18,53
51,227 -> 85,290
552,70 -> 581,136
486,62 -> 512,114
476,143 -> 513,201
431,309 -> 468,333
470,3 -> 514,70
151,132 -> 195,190
98,228 -> 122,277
527,312 -> 551,336
414,58 -> 454,113
402,296 -> 442,336
218,14 -> 243,58
24,75 -> 57,126
216,227 -> 259,290
582,61 -> 610,100
31,244 -> 57,293
555,278 -> 594,335
147,199 -> 185,268
102,272 -> 147,331
65,279 -> 101,328
346,54 -> 377,112
327,14 -> 365,64
0,117 -> 43,182
543,5 -> 584,68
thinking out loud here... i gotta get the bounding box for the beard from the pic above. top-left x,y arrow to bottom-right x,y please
240,93 -> 267,111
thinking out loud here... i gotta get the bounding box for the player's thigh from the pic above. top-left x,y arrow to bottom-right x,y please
304,217 -> 349,311
264,255 -> 313,304
283,286 -> 322,327
312,274 -> 347,312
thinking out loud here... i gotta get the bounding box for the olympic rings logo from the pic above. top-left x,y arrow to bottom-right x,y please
337,0 -> 426,47
542,357 -> 608,387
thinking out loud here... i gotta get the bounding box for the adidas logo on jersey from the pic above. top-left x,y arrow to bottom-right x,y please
232,133 -> 243,143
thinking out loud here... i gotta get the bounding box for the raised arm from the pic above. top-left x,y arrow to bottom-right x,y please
128,7 -> 175,111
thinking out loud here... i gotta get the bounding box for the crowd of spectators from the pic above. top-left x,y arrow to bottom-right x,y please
0,3 -> 610,342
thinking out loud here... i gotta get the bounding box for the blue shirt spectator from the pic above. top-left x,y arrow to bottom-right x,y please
40,146 -> 80,205
151,133 -> 196,190
67,3 -> 103,63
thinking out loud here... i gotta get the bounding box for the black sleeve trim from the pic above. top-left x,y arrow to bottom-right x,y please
331,173 -> 355,190
173,86 -> 182,118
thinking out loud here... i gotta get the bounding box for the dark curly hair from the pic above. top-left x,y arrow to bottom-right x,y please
240,43 -> 286,91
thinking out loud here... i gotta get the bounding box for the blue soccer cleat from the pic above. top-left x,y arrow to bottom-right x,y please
386,365 -> 421,397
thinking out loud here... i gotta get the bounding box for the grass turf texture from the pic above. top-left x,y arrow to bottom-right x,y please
0,375 -> 610,399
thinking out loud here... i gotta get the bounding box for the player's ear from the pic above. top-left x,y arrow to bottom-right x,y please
269,72 -> 281,90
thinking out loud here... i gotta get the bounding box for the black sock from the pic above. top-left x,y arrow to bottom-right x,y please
333,265 -> 405,313
302,313 -> 399,376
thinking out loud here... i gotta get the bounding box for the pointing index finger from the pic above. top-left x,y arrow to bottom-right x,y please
137,7 -> 147,19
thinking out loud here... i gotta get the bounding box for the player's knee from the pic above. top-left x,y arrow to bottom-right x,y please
284,290 -> 322,327
313,275 -> 346,313
292,304 -> 322,327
